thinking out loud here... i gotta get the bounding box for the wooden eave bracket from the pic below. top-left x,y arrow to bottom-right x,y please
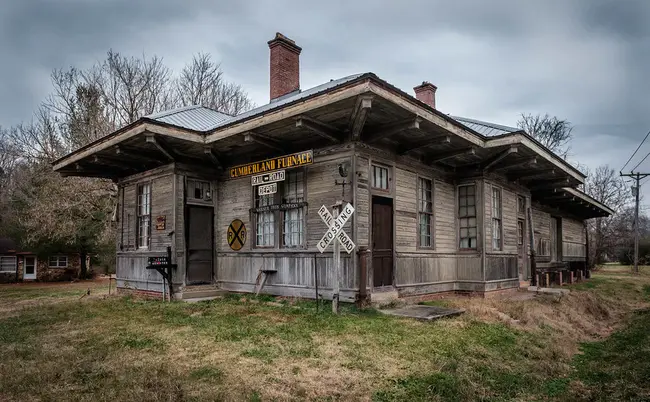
295,115 -> 342,143
145,134 -> 175,162
244,132 -> 284,152
398,135 -> 451,155
349,96 -> 373,140
203,147 -> 223,169
366,116 -> 422,144
428,147 -> 476,164
482,146 -> 518,172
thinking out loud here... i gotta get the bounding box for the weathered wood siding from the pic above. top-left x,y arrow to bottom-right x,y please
115,171 -> 175,293
214,150 -> 357,298
532,207 -> 551,257
484,182 -> 518,254
562,217 -> 586,260
306,158 -> 353,249
395,167 -> 417,252
356,155 -> 370,247
116,252 -> 165,293
435,180 -> 457,253
216,175 -> 252,252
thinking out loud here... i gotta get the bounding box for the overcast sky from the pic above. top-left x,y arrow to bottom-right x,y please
1,0 -> 649,199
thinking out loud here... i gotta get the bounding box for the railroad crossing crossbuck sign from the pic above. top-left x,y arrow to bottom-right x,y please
317,203 -> 356,254
227,219 -> 247,251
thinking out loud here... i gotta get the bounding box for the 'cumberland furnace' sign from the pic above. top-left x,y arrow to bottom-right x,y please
229,150 -> 313,179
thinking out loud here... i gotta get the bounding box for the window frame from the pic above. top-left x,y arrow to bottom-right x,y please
417,176 -> 434,249
0,256 -> 16,273
48,255 -> 68,268
517,195 -> 526,216
517,219 -> 525,246
252,169 -> 307,250
491,187 -> 503,251
136,182 -> 152,250
281,170 -> 306,248
458,183 -> 478,250
371,164 -> 391,192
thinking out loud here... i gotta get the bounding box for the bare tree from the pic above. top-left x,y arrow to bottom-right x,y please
99,50 -> 173,125
517,113 -> 573,159
175,53 -> 254,115
583,165 -> 635,265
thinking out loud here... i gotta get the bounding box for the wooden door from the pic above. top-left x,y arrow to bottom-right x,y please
372,196 -> 393,287
550,218 -> 558,262
24,256 -> 36,280
187,206 -> 214,284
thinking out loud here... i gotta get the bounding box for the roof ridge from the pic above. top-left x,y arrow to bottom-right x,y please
145,105 -> 202,119
451,115 -> 519,133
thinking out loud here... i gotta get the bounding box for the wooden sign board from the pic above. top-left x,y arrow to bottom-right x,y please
252,170 -> 285,186
229,150 -> 313,179
155,215 -> 166,230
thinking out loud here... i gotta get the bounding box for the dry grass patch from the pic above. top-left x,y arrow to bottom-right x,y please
1,267 -> 649,401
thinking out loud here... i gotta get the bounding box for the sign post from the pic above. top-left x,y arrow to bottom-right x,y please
317,201 -> 355,314
332,204 -> 341,313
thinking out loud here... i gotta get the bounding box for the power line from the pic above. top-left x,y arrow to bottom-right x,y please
621,130 -> 650,172
631,150 -> 650,172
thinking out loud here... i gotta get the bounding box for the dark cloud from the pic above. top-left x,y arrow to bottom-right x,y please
1,0 -> 649,189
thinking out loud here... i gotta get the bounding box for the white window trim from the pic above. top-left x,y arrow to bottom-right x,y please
252,169 -> 306,249
0,256 -> 16,273
492,187 -> 503,251
371,164 -> 391,191
458,183 -> 478,250
417,176 -> 434,249
137,182 -> 152,249
48,255 -> 68,268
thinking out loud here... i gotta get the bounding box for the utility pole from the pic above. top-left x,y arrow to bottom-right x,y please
620,171 -> 650,273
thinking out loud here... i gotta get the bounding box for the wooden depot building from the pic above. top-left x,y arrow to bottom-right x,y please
53,33 -> 613,302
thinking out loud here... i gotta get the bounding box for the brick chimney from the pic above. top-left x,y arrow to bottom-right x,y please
268,32 -> 302,101
413,82 -> 437,109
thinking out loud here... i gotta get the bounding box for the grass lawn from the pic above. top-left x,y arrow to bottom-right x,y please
1,267 -> 650,401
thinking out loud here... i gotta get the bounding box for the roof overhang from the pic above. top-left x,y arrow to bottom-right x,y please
533,187 -> 613,219
486,133 -> 585,185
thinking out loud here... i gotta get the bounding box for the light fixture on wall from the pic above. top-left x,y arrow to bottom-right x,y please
204,188 -> 212,201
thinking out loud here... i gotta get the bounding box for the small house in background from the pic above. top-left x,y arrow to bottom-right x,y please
0,237 -> 84,283
52,33 -> 612,302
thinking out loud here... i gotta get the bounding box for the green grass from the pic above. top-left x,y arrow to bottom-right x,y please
0,266 -> 649,400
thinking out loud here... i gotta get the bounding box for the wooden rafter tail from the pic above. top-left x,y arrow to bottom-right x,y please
145,134 -> 175,162
366,116 -> 421,144
482,146 -> 518,172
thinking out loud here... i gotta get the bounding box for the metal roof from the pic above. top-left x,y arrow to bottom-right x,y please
146,105 -> 231,132
451,116 -> 520,137
146,74 -> 366,133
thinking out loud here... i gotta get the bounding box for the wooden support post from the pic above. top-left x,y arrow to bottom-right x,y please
527,207 -> 537,286
545,273 -> 550,288
559,271 -> 563,286
332,202 -> 342,314
357,246 -> 369,307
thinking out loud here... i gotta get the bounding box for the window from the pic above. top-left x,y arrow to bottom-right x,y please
255,192 -> 275,247
0,256 -> 16,272
282,171 -> 305,247
187,179 -> 211,201
49,256 -> 68,268
458,185 -> 477,249
418,178 -> 433,247
253,170 -> 306,248
517,220 -> 525,246
537,238 -> 550,256
137,183 -> 151,249
492,188 -> 502,251
517,195 -> 526,215
372,165 -> 389,190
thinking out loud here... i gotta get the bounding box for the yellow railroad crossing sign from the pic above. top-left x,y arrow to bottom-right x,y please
227,219 -> 246,251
